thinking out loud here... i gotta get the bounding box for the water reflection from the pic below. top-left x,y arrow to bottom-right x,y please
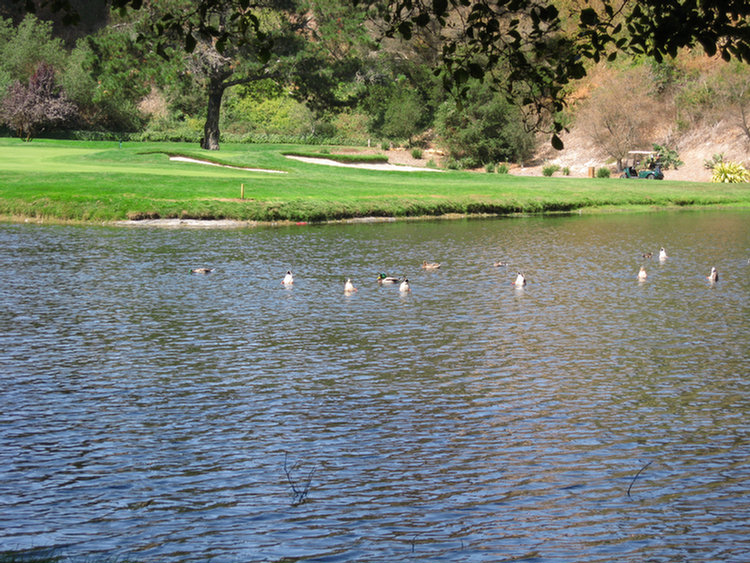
1,210 -> 749,562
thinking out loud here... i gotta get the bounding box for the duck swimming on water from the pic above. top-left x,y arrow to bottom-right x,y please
191,267 -> 214,274
637,266 -> 648,281
399,278 -> 411,292
707,267 -> 719,283
282,270 -> 294,285
377,273 -> 401,284
514,272 -> 526,287
344,278 -> 357,293
659,247 -> 668,261
422,261 -> 441,270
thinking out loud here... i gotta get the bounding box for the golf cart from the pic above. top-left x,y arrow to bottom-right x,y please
620,150 -> 664,180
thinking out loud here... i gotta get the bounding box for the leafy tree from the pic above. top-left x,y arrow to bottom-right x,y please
435,79 -> 535,166
356,52 -> 443,142
0,14 -> 67,83
124,0 -> 367,150
0,13 -> 69,105
61,23 -> 152,131
0,13 -> 77,135
1,61 -> 77,140
357,13 -> 447,136
224,81 -> 316,136
0,18 -> 13,96
380,79 -> 426,143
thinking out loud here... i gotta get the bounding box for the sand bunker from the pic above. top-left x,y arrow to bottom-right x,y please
169,156 -> 286,174
169,154 -> 439,173
285,155 -> 440,172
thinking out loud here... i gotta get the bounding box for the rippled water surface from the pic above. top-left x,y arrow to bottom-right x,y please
1,210 -> 749,562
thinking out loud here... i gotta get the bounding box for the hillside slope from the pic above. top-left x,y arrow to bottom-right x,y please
513,118 -> 749,182
380,121 -> 748,182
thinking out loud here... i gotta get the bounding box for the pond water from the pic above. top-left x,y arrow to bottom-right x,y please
1,210 -> 749,563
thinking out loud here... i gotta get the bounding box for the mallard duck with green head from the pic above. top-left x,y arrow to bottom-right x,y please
377,273 -> 401,284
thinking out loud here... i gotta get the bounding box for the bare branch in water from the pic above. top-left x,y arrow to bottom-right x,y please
627,460 -> 654,498
284,452 -> 316,506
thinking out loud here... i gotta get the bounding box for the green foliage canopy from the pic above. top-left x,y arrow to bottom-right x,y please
61,25 -> 152,131
126,0 -> 368,149
71,0 -> 740,149
5,0 -> 750,153
0,14 -> 67,83
369,0 -> 750,147
435,80 -> 535,167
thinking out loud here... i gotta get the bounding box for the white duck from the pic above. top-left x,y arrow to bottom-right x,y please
637,266 -> 648,281
707,267 -> 719,283
514,272 -> 526,287
344,278 -> 357,293
282,270 -> 294,285
659,247 -> 668,261
399,278 -> 411,292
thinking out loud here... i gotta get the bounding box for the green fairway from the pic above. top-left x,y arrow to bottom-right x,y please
1,138 -> 749,223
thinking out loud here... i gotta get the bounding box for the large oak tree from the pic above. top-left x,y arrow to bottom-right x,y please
133,0 -> 366,149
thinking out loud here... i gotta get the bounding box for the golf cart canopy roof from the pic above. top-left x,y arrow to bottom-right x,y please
628,150 -> 657,155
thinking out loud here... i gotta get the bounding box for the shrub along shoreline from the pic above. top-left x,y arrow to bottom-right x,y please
1,138 -> 749,227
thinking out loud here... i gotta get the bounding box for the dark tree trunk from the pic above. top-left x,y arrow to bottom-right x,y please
201,78 -> 225,150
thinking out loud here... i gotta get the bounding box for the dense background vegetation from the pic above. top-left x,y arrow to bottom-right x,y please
0,0 -> 749,171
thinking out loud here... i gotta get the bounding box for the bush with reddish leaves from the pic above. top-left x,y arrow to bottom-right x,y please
1,62 -> 77,140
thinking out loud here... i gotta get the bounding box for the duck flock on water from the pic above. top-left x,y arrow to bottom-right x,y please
635,247 -> 720,284
191,246 -> 726,291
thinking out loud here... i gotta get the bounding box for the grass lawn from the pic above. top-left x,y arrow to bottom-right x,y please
1,137 -> 749,224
